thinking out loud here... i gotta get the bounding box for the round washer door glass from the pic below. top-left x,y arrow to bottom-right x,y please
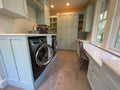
35,44 -> 53,67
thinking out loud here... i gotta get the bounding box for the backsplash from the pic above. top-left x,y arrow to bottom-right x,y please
78,31 -> 87,40
0,15 -> 36,34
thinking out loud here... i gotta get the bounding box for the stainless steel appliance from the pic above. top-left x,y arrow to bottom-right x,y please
52,36 -> 57,57
28,36 -> 53,81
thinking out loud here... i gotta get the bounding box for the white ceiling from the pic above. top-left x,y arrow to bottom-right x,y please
49,0 -> 96,11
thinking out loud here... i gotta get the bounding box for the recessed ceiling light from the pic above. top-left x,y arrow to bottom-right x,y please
51,5 -> 54,8
66,2 -> 70,6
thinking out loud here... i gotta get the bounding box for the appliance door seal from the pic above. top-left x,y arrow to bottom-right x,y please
35,44 -> 53,67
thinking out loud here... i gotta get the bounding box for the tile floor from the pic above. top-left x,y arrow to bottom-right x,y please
3,50 -> 90,90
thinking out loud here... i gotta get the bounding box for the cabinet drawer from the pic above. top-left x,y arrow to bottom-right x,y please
102,63 -> 120,87
93,63 -> 100,76
101,72 -> 120,90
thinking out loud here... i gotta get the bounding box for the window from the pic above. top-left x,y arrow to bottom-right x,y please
107,0 -> 120,54
91,0 -> 120,55
96,0 -> 110,43
114,29 -> 120,49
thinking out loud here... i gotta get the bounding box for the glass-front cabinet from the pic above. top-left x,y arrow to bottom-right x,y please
50,16 -> 57,33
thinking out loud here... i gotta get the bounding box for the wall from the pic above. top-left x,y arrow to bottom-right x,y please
0,14 -> 36,89
13,18 -> 36,33
0,15 -> 36,34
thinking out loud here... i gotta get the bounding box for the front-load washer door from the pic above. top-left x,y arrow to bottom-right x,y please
35,44 -> 53,67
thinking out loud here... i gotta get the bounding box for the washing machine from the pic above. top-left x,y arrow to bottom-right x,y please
28,36 -> 53,81
52,36 -> 57,57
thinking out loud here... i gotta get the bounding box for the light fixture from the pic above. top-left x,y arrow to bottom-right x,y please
66,2 -> 70,6
51,5 -> 54,8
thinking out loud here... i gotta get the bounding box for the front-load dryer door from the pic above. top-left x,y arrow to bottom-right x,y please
54,39 -> 57,52
35,44 -> 53,67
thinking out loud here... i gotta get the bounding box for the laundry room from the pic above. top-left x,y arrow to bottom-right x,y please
0,0 -> 120,90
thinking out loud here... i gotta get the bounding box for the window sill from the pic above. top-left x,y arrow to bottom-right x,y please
91,42 -> 102,49
91,42 -> 120,57
106,48 -> 120,57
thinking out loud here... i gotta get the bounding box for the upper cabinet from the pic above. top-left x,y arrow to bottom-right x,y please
0,0 -> 28,17
78,14 -> 84,31
28,0 -> 44,11
50,16 -> 57,33
36,0 -> 50,26
83,5 -> 95,32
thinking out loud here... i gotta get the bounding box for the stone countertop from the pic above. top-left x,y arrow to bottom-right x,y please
83,42 -> 120,77
83,43 -> 103,66
77,39 -> 90,43
0,34 -> 57,37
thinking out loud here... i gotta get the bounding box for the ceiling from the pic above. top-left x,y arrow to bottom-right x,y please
49,0 -> 96,14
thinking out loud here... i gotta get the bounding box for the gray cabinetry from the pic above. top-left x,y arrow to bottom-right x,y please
50,16 -> 57,33
87,53 -> 120,90
87,53 -> 101,90
99,63 -> 120,90
57,13 -> 78,50
0,36 -> 34,90
36,0 -> 50,25
0,0 -> 28,17
83,5 -> 94,32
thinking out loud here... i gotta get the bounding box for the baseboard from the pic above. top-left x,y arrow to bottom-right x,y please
0,79 -> 8,89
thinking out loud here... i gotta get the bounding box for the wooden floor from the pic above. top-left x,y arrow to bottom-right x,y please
4,50 -> 90,90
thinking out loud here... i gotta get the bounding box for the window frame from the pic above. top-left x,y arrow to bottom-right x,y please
106,0 -> 120,55
91,0 -> 103,47
91,0 -> 110,47
91,0 -> 120,56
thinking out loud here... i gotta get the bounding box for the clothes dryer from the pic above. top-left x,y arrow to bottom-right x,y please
28,36 -> 53,81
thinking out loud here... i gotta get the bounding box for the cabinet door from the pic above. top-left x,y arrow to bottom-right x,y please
36,0 -> 50,25
83,5 -> 94,32
7,0 -> 24,15
57,13 -> 78,50
100,76 -> 120,90
10,38 -> 33,84
0,39 -> 19,81
22,0 -> 28,16
99,64 -> 120,90
45,9 -> 50,26
0,37 -> 34,89
3,0 -> 26,16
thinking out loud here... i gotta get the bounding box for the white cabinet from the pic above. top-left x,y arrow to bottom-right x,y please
87,52 -> 120,90
78,14 -> 84,31
0,0 -> 28,17
50,16 -> 57,33
83,5 -> 94,32
0,36 -> 34,90
36,0 -> 50,25
57,13 -> 79,50
0,57 -> 7,89
99,63 -> 120,90
87,53 -> 101,90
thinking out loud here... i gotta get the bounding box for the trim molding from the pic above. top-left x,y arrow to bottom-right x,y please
0,79 -> 8,89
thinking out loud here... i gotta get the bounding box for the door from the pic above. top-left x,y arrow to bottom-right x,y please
57,13 -> 78,50
35,44 -> 53,67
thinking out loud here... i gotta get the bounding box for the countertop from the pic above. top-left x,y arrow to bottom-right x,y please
82,42 -> 120,77
77,39 -> 90,43
0,34 -> 57,37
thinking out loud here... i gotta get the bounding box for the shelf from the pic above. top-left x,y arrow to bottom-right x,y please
78,13 -> 84,32
50,16 -> 57,32
28,0 -> 44,11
